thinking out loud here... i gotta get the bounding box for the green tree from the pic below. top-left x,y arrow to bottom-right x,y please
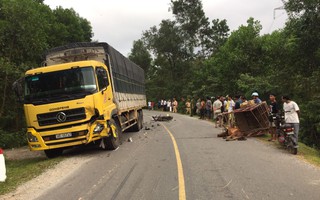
141,0 -> 230,100
0,0 -> 52,119
128,39 -> 152,77
283,0 -> 320,147
203,19 -> 230,55
143,19 -> 190,98
0,0 -> 51,64
0,0 -> 93,147
48,6 -> 93,47
171,0 -> 209,52
170,0 -> 229,56
205,18 -> 263,95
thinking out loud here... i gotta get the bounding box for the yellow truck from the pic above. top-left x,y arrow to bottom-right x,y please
14,42 -> 146,158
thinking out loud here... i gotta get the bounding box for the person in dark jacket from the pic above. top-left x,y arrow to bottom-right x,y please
268,94 -> 280,141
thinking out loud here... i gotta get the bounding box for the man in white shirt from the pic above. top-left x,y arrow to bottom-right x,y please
213,96 -> 223,128
167,100 -> 172,112
225,95 -> 235,127
148,101 -> 152,110
163,100 -> 167,111
282,95 -> 300,148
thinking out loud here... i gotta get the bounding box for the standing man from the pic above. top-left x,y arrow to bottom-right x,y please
213,96 -> 222,128
172,98 -> 178,113
196,98 -> 201,116
282,95 -> 300,148
227,95 -> 235,127
160,99 -> 164,110
148,101 -> 152,110
252,92 -> 262,104
167,99 -> 172,112
185,99 -> 191,115
268,94 -> 279,141
190,97 -> 195,117
234,95 -> 242,110
205,96 -> 212,120
200,98 -> 206,119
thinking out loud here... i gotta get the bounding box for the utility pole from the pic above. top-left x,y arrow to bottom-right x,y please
273,0 -> 286,19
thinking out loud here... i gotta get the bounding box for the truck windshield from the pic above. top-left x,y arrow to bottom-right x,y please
24,66 -> 97,104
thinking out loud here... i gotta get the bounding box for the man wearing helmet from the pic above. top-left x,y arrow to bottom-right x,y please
252,92 -> 262,104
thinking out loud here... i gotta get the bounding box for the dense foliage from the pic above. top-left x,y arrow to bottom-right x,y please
128,0 -> 320,148
0,0 -> 93,148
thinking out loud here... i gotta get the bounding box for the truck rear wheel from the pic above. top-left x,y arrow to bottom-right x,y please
130,111 -> 143,132
102,119 -> 122,150
44,148 -> 63,158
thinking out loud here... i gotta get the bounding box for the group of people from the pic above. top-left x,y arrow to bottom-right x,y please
269,94 -> 300,148
193,94 -> 253,124
148,99 -> 178,113
195,92 -> 300,148
210,93 -> 261,128
148,92 -> 300,148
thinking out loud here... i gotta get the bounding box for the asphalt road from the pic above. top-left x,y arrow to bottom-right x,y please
36,110 -> 320,200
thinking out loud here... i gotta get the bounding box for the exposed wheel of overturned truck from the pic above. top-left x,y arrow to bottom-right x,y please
130,110 -> 143,132
44,148 -> 63,158
101,118 -> 122,150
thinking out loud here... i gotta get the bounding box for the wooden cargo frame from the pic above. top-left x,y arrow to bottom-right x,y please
234,102 -> 270,136
220,102 -> 270,137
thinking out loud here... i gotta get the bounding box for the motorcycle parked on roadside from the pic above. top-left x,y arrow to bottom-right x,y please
272,113 -> 298,155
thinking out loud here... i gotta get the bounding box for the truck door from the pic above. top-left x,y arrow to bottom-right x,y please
96,66 -> 113,117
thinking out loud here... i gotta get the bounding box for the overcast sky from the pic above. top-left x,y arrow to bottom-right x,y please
44,0 -> 287,56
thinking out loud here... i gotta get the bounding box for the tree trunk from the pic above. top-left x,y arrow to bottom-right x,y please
0,69 -> 8,118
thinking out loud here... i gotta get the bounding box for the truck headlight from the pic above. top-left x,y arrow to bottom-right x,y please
93,124 -> 104,133
27,132 -> 38,142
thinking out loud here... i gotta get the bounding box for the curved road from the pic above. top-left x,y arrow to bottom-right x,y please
35,110 -> 320,200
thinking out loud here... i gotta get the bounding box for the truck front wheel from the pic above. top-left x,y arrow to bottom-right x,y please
102,119 -> 122,150
44,148 -> 63,158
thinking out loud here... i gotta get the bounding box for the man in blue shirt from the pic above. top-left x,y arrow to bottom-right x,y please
252,92 -> 262,104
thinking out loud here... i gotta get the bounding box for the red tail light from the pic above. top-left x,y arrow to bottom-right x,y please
284,128 -> 294,132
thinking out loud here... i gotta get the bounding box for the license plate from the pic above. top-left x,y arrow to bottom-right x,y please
286,131 -> 294,135
56,132 -> 72,139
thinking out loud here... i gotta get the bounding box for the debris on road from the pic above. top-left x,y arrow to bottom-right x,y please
128,137 -> 133,142
218,127 -> 246,141
152,115 -> 173,121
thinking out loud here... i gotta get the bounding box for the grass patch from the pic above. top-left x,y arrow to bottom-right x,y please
0,157 -> 63,195
259,134 -> 320,167
297,143 -> 320,166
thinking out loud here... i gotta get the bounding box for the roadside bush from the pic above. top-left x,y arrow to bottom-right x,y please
300,101 -> 320,149
0,116 -> 17,130
0,129 -> 27,149
178,100 -> 186,114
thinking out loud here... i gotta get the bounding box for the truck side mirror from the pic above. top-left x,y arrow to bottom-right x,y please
12,77 -> 24,103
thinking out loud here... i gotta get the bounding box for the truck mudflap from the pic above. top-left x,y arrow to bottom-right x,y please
26,120 -> 113,151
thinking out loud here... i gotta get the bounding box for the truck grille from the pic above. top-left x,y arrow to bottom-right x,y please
37,108 -> 86,126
